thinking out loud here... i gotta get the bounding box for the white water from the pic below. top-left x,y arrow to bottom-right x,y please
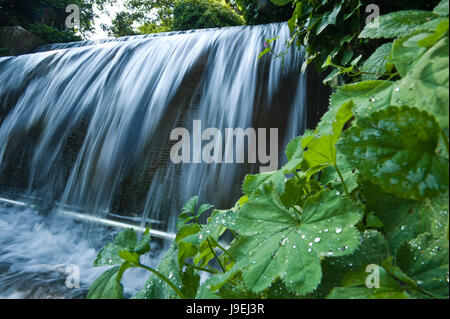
0,204 -> 162,298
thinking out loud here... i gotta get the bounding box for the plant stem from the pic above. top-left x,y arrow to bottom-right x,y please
137,263 -> 186,299
294,170 -> 303,181
334,163 -> 350,197
207,238 -> 226,273
440,129 -> 450,155
292,205 -> 302,216
185,263 -> 218,274
208,237 -> 233,258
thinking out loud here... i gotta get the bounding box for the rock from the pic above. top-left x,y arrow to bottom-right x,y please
0,26 -> 46,56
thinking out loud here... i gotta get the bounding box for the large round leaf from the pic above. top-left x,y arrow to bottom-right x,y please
337,106 -> 449,200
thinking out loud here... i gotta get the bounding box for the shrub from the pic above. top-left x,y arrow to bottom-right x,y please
173,0 -> 244,31
28,23 -> 81,44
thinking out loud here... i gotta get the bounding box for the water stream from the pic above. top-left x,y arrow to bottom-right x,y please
0,23 -> 310,298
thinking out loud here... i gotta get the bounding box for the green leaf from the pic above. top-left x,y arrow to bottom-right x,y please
327,286 -> 411,299
94,228 -> 138,266
397,233 -> 449,298
361,43 -> 393,80
177,196 -> 213,230
181,265 -> 201,299
320,153 -> 358,194
134,233 -> 151,255
269,0 -> 292,6
182,196 -> 198,214
434,0 -> 449,16
176,223 -> 201,266
328,80 -> 394,119
337,106 -> 449,200
303,100 -> 354,174
315,230 -> 389,297
182,209 -> 235,247
390,34 -> 429,77
392,36 -> 449,130
327,266 -> 412,299
417,19 -> 449,47
366,213 -> 384,229
133,245 -> 183,299
302,134 -> 336,169
316,100 -> 354,137
285,130 -> 314,161
242,170 -> 285,196
231,185 -> 362,295
118,250 -> 140,265
362,181 -> 449,254
87,266 -> 124,299
196,260 -> 247,299
280,177 -> 322,208
113,228 -> 137,250
359,10 -> 440,39
316,3 -> 342,35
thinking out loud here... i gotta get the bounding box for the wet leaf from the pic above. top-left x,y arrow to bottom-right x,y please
337,106 -> 449,200
231,185 -> 362,295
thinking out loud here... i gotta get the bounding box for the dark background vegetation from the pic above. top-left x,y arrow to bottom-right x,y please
0,0 -> 293,43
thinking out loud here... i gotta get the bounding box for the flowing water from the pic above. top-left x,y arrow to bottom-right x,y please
0,23 -> 310,298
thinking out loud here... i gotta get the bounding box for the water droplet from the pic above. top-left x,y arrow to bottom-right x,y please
168,272 -> 174,279
335,227 -> 343,234
314,237 -> 321,243
395,87 -> 400,92
400,225 -> 406,231
292,245 -> 297,249
280,237 -> 289,246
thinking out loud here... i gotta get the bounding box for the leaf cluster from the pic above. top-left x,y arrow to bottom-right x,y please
88,1 -> 449,299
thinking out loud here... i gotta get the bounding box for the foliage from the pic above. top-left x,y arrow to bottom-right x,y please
172,0 -> 243,31
0,0 -> 111,42
234,0 -> 293,25
103,0 -> 244,36
102,11 -> 141,37
266,0 -> 441,75
28,23 -> 81,43
88,1 -> 449,299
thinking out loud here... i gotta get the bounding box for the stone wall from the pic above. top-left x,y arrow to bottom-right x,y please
0,26 -> 46,56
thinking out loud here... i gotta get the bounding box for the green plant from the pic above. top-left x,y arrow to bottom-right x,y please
88,1 -> 449,299
28,23 -> 82,43
267,0 -> 440,75
172,0 -> 244,31
234,0 -> 293,25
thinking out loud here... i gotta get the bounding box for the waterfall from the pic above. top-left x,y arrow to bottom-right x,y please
0,23 -> 307,233
0,23 -> 309,297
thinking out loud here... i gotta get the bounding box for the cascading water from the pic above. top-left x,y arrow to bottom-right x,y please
0,23 -> 310,298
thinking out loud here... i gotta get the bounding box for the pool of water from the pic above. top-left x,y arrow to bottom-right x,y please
0,204 -> 164,299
